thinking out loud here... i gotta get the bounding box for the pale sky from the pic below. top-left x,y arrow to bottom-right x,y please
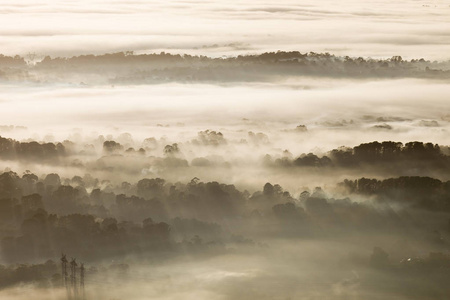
1,0 -> 450,59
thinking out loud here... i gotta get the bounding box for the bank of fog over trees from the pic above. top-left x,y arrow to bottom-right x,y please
0,49 -> 449,299
1,51 -> 450,84
0,159 -> 450,294
0,134 -> 449,181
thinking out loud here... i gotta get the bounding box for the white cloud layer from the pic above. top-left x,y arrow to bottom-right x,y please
0,0 -> 450,59
1,79 -> 448,148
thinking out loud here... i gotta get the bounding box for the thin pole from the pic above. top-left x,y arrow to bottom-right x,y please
70,258 -> 78,299
80,263 -> 85,300
61,254 -> 70,300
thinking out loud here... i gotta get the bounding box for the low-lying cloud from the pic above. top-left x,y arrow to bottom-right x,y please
1,0 -> 450,60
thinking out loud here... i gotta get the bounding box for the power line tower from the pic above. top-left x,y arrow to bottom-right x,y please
70,258 -> 78,299
80,263 -> 85,300
61,254 -> 70,299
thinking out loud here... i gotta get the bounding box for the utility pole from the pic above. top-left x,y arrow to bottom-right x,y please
61,254 -> 70,299
62,255 -> 86,300
80,263 -> 85,300
70,258 -> 78,299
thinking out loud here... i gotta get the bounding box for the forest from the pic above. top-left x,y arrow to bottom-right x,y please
1,51 -> 450,84
0,133 -> 449,298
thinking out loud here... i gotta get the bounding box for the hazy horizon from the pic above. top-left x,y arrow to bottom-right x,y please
1,0 -> 450,60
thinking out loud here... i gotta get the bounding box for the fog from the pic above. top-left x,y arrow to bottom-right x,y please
0,77 -> 447,190
1,1 -> 450,300
1,0 -> 450,60
1,79 -> 449,143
